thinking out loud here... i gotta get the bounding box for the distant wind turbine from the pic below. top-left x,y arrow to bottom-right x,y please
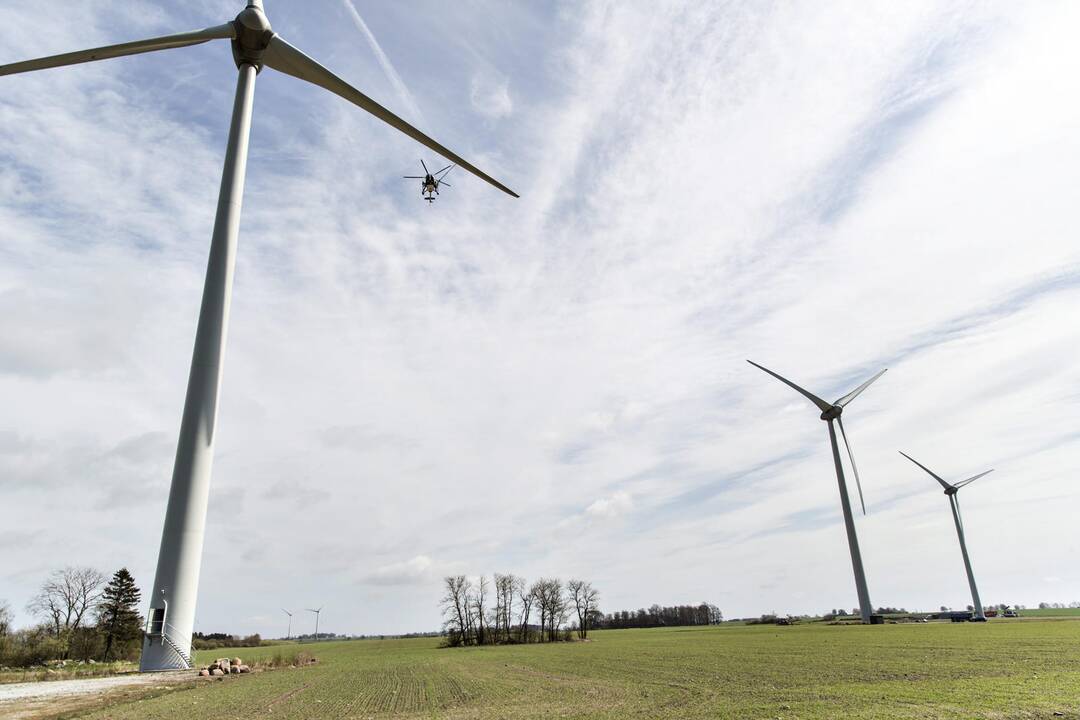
899,451 -> 993,622
748,360 -> 887,624
282,608 -> 293,640
0,0 -> 515,673
307,607 -> 323,641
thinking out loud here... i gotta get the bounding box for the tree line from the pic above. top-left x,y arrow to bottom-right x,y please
594,602 -> 722,629
441,574 -> 599,646
191,631 -> 264,650
0,567 -> 143,667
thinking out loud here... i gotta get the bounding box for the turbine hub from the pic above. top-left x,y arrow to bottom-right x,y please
820,405 -> 842,421
231,5 -> 273,70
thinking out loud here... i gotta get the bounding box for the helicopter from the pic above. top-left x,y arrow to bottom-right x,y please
404,160 -> 454,202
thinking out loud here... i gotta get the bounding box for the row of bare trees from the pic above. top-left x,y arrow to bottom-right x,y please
441,574 -> 599,646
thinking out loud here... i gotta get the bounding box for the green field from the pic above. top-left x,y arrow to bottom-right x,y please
76,620 -> 1080,719
1020,607 -> 1080,617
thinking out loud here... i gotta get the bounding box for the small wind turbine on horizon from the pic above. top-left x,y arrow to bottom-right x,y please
748,360 -> 887,624
0,0 -> 515,673
899,451 -> 993,622
307,607 -> 323,642
282,608 -> 293,640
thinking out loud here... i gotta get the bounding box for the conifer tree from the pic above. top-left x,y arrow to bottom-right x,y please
97,568 -> 142,661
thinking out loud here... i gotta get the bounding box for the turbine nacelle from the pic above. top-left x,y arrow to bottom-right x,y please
820,405 -> 843,422
232,6 -> 273,69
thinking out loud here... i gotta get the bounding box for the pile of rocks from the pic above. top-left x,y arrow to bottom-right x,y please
197,656 -> 251,677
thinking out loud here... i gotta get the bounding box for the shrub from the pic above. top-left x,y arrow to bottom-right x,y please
0,627 -> 67,667
258,649 -> 316,669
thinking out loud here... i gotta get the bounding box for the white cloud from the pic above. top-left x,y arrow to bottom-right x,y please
469,73 -> 513,119
365,556 -> 435,586
0,0 -> 1077,637
585,491 -> 633,519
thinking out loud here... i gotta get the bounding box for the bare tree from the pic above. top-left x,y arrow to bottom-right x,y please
492,573 -> 507,642
27,586 -> 64,638
553,582 -> 570,641
491,574 -> 502,641
517,578 -> 534,642
29,568 -> 105,634
494,574 -> 519,643
508,574 -> 518,641
568,579 -> 584,634
440,576 -> 470,646
0,599 -> 11,636
537,578 -> 564,642
530,579 -> 547,643
27,567 -> 106,657
568,579 -> 599,639
471,575 -> 489,645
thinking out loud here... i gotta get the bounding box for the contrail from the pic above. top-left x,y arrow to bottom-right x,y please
341,0 -> 425,126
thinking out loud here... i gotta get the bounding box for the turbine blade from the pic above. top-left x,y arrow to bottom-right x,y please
834,368 -> 887,408
420,159 -> 430,175
264,36 -> 518,198
436,164 -> 454,176
837,417 -> 867,515
403,176 -> 424,178
898,451 -> 954,492
746,360 -> 832,412
439,181 -> 451,187
955,469 -> 993,489
0,24 -> 236,77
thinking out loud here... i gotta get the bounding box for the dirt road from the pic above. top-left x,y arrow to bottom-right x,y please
0,671 -> 193,719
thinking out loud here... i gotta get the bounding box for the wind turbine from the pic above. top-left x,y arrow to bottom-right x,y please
306,607 -> 323,642
282,608 -> 293,640
0,1 -> 516,672
747,361 -> 886,624
899,451 -> 993,622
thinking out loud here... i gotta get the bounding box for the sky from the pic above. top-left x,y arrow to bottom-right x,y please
1,0 -> 1078,637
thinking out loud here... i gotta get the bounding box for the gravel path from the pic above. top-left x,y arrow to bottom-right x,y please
0,672 -> 193,719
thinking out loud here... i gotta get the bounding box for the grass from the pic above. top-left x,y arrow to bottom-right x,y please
1020,607 -> 1080,617
69,619 -> 1080,719
0,660 -> 137,685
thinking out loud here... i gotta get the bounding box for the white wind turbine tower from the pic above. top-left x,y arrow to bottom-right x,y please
899,452 -> 993,622
748,361 -> 886,624
307,607 -> 323,642
282,608 -> 293,640
0,1 -> 516,672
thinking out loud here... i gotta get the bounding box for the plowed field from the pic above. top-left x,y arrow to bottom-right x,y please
53,620 -> 1080,719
